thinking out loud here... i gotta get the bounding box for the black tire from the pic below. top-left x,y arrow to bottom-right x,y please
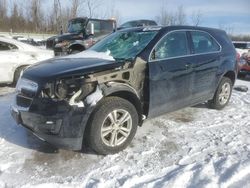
86,96 -> 138,155
13,66 -> 26,85
208,77 -> 233,110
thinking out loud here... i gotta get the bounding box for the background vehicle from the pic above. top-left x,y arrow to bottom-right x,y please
0,37 -> 53,84
117,19 -> 157,30
46,17 -> 116,56
12,26 -> 237,154
233,41 -> 250,77
233,41 -> 250,51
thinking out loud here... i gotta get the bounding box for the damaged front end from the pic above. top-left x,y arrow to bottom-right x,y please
11,75 -> 104,150
11,57 -> 147,150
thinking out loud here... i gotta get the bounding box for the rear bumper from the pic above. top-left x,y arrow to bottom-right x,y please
11,102 -> 92,150
239,64 -> 250,74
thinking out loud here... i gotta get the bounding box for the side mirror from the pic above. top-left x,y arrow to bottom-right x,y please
90,23 -> 94,35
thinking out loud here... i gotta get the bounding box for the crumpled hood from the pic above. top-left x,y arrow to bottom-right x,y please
22,55 -> 121,84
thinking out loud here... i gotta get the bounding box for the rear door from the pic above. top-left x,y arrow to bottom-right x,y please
188,31 -> 221,102
148,30 -> 194,118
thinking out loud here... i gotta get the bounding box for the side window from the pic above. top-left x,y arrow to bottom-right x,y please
0,41 -> 18,51
191,31 -> 220,54
151,31 -> 189,60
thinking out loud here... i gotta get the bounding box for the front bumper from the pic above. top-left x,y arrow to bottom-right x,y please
54,46 -> 68,56
11,98 -> 92,150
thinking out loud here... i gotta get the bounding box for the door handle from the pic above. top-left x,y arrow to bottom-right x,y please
185,63 -> 192,69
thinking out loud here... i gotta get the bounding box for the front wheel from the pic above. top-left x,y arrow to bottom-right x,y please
86,97 -> 138,155
208,77 -> 233,109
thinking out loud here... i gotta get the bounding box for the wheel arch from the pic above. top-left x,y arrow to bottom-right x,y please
68,43 -> 85,52
102,83 -> 144,126
223,70 -> 236,85
13,64 -> 30,82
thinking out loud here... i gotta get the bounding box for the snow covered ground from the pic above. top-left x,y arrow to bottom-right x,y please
0,77 -> 250,188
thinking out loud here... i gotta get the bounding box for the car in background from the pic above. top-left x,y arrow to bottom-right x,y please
0,37 -> 54,84
238,50 -> 250,77
233,41 -> 250,77
117,19 -> 157,30
233,41 -> 250,51
12,26 -> 237,154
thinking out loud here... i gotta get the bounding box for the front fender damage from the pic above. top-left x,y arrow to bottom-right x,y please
16,57 -> 147,150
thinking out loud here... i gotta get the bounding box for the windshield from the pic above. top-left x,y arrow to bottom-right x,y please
68,19 -> 87,33
89,30 -> 157,60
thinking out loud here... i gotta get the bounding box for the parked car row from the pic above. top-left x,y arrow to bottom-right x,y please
46,18 -> 158,56
13,36 -> 46,46
0,37 -> 53,84
11,25 -> 237,154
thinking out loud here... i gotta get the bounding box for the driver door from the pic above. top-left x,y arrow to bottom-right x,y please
147,31 -> 194,118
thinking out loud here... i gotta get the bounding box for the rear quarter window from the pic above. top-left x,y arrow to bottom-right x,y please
191,31 -> 220,54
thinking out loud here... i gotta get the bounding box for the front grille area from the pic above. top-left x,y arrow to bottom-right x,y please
46,39 -> 55,49
16,95 -> 32,108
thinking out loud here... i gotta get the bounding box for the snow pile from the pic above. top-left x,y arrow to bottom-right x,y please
86,85 -> 103,106
0,79 -> 250,187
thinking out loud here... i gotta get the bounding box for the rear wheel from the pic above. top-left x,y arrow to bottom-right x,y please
208,77 -> 233,109
86,97 -> 138,155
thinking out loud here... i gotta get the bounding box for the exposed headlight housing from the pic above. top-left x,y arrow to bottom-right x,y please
16,78 -> 38,94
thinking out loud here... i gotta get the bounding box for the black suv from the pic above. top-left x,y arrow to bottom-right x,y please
11,26 -> 237,154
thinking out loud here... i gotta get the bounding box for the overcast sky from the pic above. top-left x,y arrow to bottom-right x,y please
43,0 -> 250,35
108,0 -> 250,35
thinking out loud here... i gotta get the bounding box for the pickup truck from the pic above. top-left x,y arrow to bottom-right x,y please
11,26 -> 237,154
46,17 -> 116,56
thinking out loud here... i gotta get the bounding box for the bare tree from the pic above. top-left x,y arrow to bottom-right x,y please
102,0 -> 122,25
191,10 -> 202,26
156,4 -> 175,26
70,0 -> 82,18
218,22 -> 234,35
175,5 -> 186,25
0,0 -> 7,18
156,2 -> 187,26
30,0 -> 43,32
0,0 -> 8,31
85,0 -> 102,18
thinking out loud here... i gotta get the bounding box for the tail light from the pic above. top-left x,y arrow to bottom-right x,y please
236,52 -> 240,63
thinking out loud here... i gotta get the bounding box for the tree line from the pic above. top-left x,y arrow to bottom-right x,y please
0,0 -> 118,34
0,0 -> 249,40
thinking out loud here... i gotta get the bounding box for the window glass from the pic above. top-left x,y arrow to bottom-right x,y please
68,19 -> 86,33
151,31 -> 188,60
0,41 -> 18,51
87,20 -> 114,37
191,31 -> 220,53
90,30 -> 157,60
